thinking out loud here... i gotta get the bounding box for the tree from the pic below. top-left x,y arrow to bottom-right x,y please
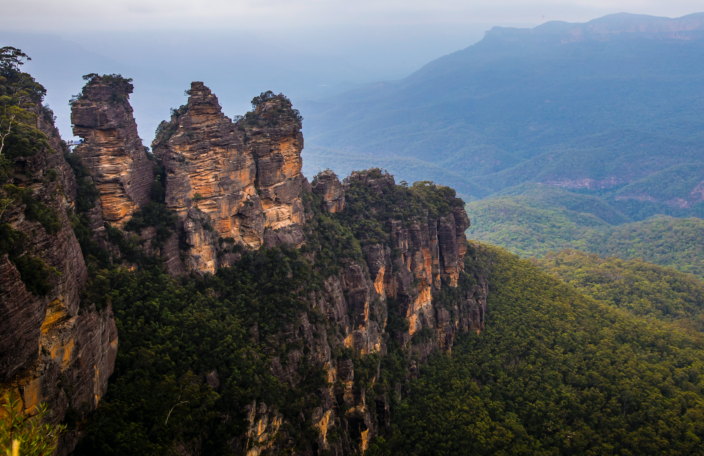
0,392 -> 65,456
0,105 -> 36,157
0,48 -> 30,74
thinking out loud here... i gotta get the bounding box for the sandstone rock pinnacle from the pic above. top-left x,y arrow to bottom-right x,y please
313,169 -> 345,213
152,83 -> 305,273
71,74 -> 153,226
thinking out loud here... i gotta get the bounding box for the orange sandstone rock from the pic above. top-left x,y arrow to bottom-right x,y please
152,83 -> 305,273
71,75 -> 153,226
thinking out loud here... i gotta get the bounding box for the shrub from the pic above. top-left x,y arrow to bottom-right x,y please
0,392 -> 65,456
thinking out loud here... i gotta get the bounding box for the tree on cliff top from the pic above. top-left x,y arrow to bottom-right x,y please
0,47 -> 30,74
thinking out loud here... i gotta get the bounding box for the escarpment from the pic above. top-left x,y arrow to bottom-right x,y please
151,83 -> 305,273
242,169 -> 487,454
71,74 -> 153,226
0,71 -> 117,455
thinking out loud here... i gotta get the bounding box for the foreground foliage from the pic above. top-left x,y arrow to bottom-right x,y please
0,392 -> 65,456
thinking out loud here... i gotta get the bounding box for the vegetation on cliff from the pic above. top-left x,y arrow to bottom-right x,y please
370,245 -> 704,455
0,47 -> 63,295
0,47 -> 52,164
74,247 -> 329,455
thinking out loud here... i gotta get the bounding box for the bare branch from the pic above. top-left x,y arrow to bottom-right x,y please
0,111 -> 16,156
165,398 -> 188,425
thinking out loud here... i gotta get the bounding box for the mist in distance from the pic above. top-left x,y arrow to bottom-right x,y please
3,0 -> 704,157
0,24 -> 501,145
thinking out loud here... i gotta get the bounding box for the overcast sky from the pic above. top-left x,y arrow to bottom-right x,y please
4,0 -> 704,32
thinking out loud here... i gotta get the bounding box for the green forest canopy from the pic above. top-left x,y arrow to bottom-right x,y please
534,249 -> 704,332
466,185 -> 704,279
370,245 -> 704,455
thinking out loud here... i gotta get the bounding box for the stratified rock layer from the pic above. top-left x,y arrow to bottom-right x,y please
71,75 -> 153,226
152,83 -> 304,273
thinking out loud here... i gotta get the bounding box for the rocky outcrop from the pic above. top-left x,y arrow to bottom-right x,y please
313,170 -> 345,213
244,401 -> 284,456
152,83 -> 305,273
71,74 -> 153,226
342,170 -> 485,349
250,169 -> 487,454
0,151 -> 88,383
0,175 -> 117,455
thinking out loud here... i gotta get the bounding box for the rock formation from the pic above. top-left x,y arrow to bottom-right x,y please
341,170 -> 484,346
71,74 -> 153,226
2,70 -> 487,456
245,169 -> 486,454
312,169 -> 345,213
152,84 -> 305,273
0,135 -> 117,455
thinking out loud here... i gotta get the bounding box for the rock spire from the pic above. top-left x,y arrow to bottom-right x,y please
152,83 -> 305,273
71,74 -> 153,226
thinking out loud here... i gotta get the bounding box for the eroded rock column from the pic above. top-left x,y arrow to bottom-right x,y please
71,74 -> 153,226
152,83 -> 306,273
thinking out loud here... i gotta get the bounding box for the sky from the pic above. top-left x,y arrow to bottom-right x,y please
4,0 -> 704,31
2,0 -> 704,154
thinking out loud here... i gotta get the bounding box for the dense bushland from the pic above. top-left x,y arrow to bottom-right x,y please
370,245 -> 704,455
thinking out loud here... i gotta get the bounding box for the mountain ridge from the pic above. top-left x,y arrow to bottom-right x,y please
300,11 -> 704,210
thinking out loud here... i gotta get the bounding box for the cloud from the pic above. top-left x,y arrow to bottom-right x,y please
2,0 -> 704,31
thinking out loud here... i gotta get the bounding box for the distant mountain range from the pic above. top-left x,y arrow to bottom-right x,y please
300,12 -> 704,215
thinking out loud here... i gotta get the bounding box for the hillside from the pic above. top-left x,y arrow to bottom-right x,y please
5,46 -> 704,455
466,184 -> 704,278
464,184 -> 624,256
368,245 -> 704,455
535,250 -> 704,331
300,13 -> 704,209
609,163 -> 704,220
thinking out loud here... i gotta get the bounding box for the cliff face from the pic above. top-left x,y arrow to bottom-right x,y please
0,153 -> 117,455
0,74 -> 118,455
351,172 -> 486,348
71,75 -> 153,226
152,83 -> 304,273
248,170 -> 487,454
